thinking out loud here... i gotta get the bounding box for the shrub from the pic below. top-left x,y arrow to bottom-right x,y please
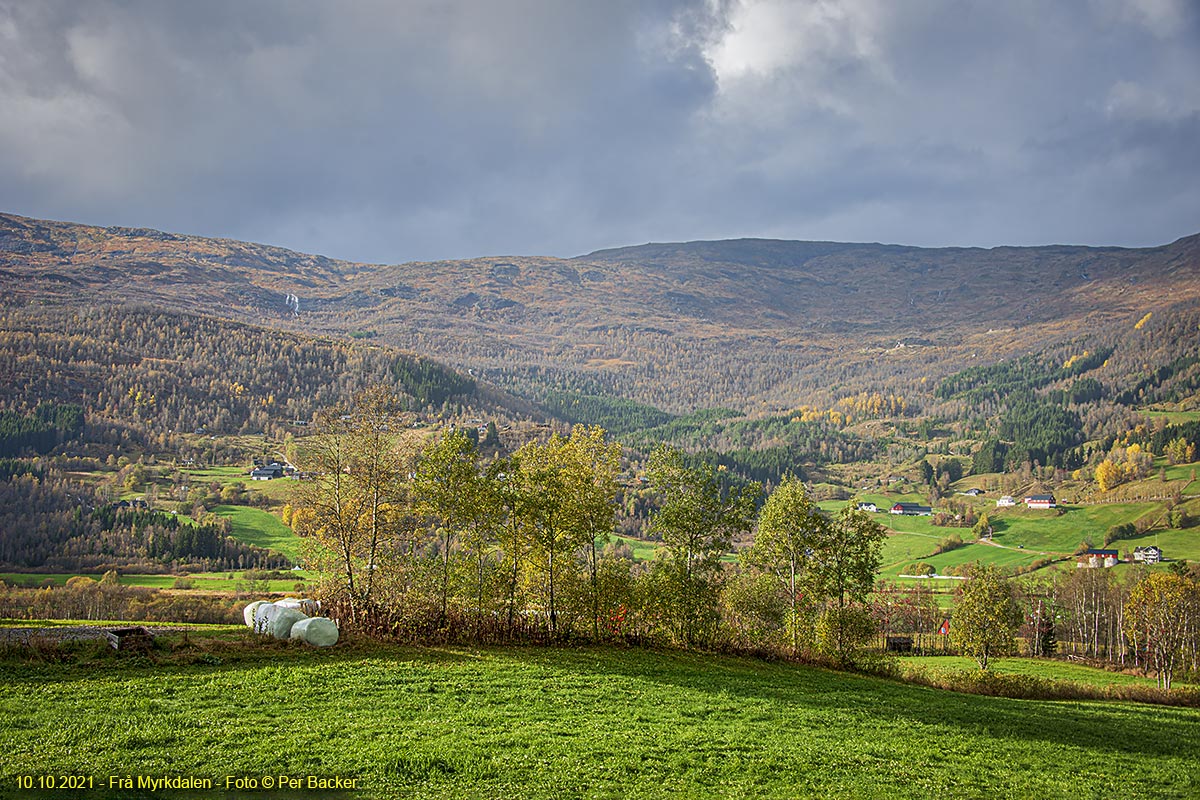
932,534 -> 964,555
1104,523 -> 1136,545
814,606 -> 877,665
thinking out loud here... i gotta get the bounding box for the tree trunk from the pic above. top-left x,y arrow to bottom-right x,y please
547,546 -> 557,635
590,533 -> 599,641
440,525 -> 451,626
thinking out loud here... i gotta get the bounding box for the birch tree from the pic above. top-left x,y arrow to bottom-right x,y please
951,563 -> 1022,670
413,429 -> 483,625
750,475 -> 825,653
293,388 -> 412,624
1124,572 -> 1196,689
648,445 -> 761,646
808,502 -> 887,662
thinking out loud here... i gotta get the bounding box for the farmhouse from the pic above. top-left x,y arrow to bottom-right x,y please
251,463 -> 285,481
963,488 -> 984,496
890,502 -> 932,516
1132,545 -> 1163,564
996,495 -> 1016,507
1024,494 -> 1056,509
1077,548 -> 1119,568
856,502 -> 878,512
112,499 -> 149,510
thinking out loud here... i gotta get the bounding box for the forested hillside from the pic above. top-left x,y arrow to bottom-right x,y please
0,304 -> 492,451
3,212 -> 1198,416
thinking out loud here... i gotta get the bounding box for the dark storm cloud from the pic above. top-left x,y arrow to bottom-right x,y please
0,0 -> 1196,263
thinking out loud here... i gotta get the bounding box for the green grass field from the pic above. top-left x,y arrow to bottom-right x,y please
0,571 -> 311,593
180,465 -> 251,484
212,505 -> 304,563
608,534 -> 660,562
1141,409 -> 1200,424
871,498 -> 1187,578
909,656 -> 1196,690
1121,526 -> 1200,563
1,642 -> 1198,799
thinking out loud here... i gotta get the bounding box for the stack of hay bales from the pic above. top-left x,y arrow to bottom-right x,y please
242,599 -> 338,647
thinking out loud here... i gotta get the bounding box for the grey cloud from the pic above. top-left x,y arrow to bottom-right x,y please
0,0 -> 1196,263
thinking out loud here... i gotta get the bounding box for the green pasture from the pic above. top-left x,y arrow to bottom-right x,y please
607,534 -> 661,562
1120,526 -> 1200,564
986,503 -> 1161,552
179,464 -> 296,501
908,656 -> 1197,690
874,512 -> 942,535
1141,409 -> 1200,424
1159,459 -> 1200,486
879,530 -> 941,570
1,643 -> 1197,799
243,475 -> 300,501
883,501 -> 1161,556
212,504 -> 303,563
919,543 -> 1049,573
0,571 -> 311,593
179,465 -> 250,484
822,499 -> 1171,579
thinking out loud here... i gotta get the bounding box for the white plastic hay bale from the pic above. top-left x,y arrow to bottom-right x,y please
243,600 -> 268,628
267,607 -> 307,639
300,617 -> 339,647
289,617 -> 314,640
276,597 -> 320,615
252,602 -> 277,634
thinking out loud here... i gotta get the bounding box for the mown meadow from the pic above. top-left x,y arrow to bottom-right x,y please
2,638 -> 1198,799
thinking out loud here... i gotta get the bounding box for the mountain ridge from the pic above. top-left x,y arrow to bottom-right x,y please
2,211 -> 1198,413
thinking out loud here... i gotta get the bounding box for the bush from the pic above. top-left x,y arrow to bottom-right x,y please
814,606 -> 877,665
932,534 -> 964,555
720,571 -> 786,648
1104,523 -> 1136,545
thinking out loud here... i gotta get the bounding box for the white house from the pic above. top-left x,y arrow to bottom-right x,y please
1132,545 -> 1163,564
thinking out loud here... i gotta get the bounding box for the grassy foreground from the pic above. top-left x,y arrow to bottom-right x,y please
2,641 -> 1199,799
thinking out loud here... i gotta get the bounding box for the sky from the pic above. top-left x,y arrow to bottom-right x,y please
0,0 -> 1197,264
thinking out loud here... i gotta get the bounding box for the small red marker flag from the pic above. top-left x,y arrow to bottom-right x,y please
938,619 -> 950,636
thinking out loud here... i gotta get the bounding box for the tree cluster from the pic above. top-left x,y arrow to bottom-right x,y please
293,398 -> 889,659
